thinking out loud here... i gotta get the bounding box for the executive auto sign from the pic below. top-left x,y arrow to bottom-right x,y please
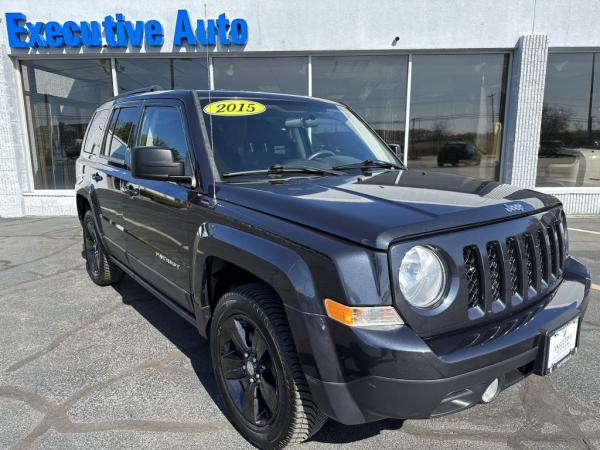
4,10 -> 248,49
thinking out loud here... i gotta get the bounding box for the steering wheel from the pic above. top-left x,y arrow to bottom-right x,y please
308,150 -> 335,161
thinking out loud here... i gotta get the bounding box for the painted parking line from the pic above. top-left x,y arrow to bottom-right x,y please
592,283 -> 600,292
569,227 -> 600,236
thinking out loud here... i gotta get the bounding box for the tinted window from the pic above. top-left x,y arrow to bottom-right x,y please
537,53 -> 600,187
21,59 -> 113,189
138,106 -> 190,173
408,54 -> 509,181
213,57 -> 308,95
107,107 -> 138,161
82,109 -> 110,155
115,58 -> 209,92
312,55 -> 408,150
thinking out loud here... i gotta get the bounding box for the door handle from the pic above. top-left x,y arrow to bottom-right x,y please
124,184 -> 139,197
91,172 -> 103,182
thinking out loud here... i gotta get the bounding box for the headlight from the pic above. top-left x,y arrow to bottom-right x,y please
399,245 -> 447,308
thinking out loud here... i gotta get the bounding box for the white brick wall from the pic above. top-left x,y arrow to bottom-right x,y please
501,34 -> 548,189
0,31 -> 24,217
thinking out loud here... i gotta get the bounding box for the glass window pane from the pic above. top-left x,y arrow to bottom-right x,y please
312,55 -> 408,149
116,59 -> 171,92
138,106 -> 190,174
537,53 -> 600,187
213,57 -> 308,95
408,54 -> 509,181
172,58 -> 209,89
21,59 -> 113,189
82,108 -> 110,155
108,107 -> 138,161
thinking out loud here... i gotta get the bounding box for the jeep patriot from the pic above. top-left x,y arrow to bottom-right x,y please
75,88 -> 591,449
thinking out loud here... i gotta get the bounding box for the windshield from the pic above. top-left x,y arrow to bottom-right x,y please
197,96 -> 399,176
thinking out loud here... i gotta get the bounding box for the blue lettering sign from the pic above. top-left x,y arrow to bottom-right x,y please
4,11 -> 248,49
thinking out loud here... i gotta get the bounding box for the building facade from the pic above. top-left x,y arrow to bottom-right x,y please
1,0 -> 600,217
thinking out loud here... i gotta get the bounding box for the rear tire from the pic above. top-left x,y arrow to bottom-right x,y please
82,211 -> 123,286
210,283 -> 326,449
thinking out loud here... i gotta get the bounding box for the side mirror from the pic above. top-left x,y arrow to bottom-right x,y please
130,146 -> 190,182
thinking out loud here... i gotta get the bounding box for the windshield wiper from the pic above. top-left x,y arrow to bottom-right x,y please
222,164 -> 343,178
332,159 -> 404,171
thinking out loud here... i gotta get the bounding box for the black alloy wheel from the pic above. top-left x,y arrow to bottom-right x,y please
210,283 -> 326,449
217,315 -> 279,426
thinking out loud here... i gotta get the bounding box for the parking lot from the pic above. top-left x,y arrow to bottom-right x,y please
0,216 -> 598,449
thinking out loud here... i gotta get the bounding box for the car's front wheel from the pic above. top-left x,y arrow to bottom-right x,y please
210,283 -> 326,449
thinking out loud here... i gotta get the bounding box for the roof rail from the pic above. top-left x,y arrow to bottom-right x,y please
109,85 -> 164,101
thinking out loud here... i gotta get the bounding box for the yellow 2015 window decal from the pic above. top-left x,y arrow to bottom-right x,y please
203,99 -> 266,116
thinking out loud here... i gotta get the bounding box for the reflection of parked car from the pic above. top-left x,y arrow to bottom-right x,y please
539,140 -> 564,157
437,141 -> 482,167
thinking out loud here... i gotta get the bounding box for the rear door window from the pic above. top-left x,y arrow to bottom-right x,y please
82,109 -> 109,155
106,107 -> 138,163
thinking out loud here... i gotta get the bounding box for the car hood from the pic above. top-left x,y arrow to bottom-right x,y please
217,169 -> 562,250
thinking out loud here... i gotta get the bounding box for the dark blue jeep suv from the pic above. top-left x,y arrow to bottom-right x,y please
75,88 -> 591,449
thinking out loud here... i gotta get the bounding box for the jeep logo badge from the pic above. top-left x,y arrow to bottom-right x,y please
504,203 -> 525,213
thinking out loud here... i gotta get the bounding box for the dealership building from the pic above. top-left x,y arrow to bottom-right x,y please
1,0 -> 600,217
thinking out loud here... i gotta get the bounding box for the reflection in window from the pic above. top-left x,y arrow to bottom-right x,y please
213,57 -> 308,95
116,58 -> 209,92
21,59 -> 113,189
537,53 -> 600,187
107,107 -> 138,162
312,55 -> 407,150
138,106 -> 190,174
408,54 -> 509,181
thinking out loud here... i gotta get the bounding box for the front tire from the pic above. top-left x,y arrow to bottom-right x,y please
210,283 -> 326,449
82,211 -> 123,286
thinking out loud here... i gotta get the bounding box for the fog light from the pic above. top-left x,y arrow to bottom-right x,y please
481,378 -> 500,403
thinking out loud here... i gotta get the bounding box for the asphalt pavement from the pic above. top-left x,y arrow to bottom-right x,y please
0,216 -> 599,449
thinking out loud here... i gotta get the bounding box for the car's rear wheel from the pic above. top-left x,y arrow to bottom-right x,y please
82,211 -> 123,286
210,283 -> 326,449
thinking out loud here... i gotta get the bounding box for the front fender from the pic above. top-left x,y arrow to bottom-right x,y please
191,222 -> 342,381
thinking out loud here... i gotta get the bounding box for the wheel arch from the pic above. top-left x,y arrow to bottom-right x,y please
191,223 -> 321,338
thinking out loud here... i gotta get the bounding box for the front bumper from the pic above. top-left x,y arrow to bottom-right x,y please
287,257 -> 591,425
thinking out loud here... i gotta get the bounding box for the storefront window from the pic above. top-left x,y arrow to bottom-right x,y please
116,58 -> 209,92
312,55 -> 408,150
213,57 -> 308,95
537,53 -> 600,187
408,54 -> 509,180
21,59 -> 113,189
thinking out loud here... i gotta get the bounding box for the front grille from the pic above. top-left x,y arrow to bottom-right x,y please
487,241 -> 503,303
463,246 -> 482,309
547,225 -> 558,275
535,229 -> 548,283
523,233 -> 535,288
506,237 -> 521,295
461,208 -> 565,318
